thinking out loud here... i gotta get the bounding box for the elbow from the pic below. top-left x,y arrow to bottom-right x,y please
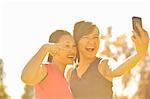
21,74 -> 28,83
21,74 -> 30,84
112,71 -> 125,77
21,73 -> 36,85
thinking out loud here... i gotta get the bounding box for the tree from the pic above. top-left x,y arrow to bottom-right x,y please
21,85 -> 35,99
0,59 -> 10,99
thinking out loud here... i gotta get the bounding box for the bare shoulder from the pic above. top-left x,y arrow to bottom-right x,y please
98,57 -> 117,71
98,58 -> 109,74
98,58 -> 114,82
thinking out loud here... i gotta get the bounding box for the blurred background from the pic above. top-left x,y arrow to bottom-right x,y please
0,0 -> 150,99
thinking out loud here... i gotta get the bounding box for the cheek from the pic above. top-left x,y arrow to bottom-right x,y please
58,50 -> 67,58
78,40 -> 87,48
95,40 -> 100,47
78,43 -> 85,52
74,48 -> 77,55
97,42 -> 100,48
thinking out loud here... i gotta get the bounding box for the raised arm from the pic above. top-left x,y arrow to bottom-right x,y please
111,24 -> 149,77
21,43 -> 55,85
99,23 -> 149,79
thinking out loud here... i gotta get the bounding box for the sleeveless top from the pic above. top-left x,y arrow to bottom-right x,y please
35,64 -> 73,99
69,58 -> 113,99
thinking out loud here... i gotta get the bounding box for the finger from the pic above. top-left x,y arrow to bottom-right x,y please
135,23 -> 148,38
137,29 -> 149,43
132,31 -> 141,40
55,43 -> 63,49
49,42 -> 56,45
132,36 -> 140,46
142,30 -> 149,41
48,42 -> 59,49
135,22 -> 143,35
55,43 -> 60,46
131,35 -> 136,43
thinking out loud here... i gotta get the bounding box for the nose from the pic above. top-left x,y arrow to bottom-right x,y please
69,47 -> 76,53
87,39 -> 95,45
68,46 -> 76,54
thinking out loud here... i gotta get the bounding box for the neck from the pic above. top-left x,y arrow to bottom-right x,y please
78,55 -> 96,69
52,59 -> 66,74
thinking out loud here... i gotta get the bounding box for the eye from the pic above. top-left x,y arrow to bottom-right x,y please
81,36 -> 88,39
93,36 -> 99,39
65,44 -> 70,48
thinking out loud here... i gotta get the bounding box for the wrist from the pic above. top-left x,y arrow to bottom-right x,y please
137,52 -> 146,59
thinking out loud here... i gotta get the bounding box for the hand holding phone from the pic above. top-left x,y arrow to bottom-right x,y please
132,16 -> 142,37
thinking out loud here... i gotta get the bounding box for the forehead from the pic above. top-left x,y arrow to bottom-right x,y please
58,35 -> 75,43
83,28 -> 99,36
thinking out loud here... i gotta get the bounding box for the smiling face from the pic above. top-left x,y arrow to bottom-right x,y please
78,28 -> 100,60
53,35 -> 77,65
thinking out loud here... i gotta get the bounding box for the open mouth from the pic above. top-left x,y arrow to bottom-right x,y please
67,55 -> 75,59
85,47 -> 95,52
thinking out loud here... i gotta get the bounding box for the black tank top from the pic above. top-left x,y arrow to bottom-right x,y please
69,58 -> 113,99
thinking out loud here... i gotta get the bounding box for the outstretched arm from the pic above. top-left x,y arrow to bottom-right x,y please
99,23 -> 149,79
111,23 -> 149,77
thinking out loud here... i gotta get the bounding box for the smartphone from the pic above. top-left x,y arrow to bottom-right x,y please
132,16 -> 142,37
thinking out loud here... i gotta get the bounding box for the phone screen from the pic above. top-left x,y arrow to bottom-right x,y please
132,16 -> 142,37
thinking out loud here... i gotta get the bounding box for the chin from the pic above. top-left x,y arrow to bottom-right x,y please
67,63 -> 73,65
85,53 -> 96,59
88,56 -> 96,59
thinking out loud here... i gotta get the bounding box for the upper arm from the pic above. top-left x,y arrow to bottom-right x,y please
22,65 -> 48,85
35,65 -> 48,84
